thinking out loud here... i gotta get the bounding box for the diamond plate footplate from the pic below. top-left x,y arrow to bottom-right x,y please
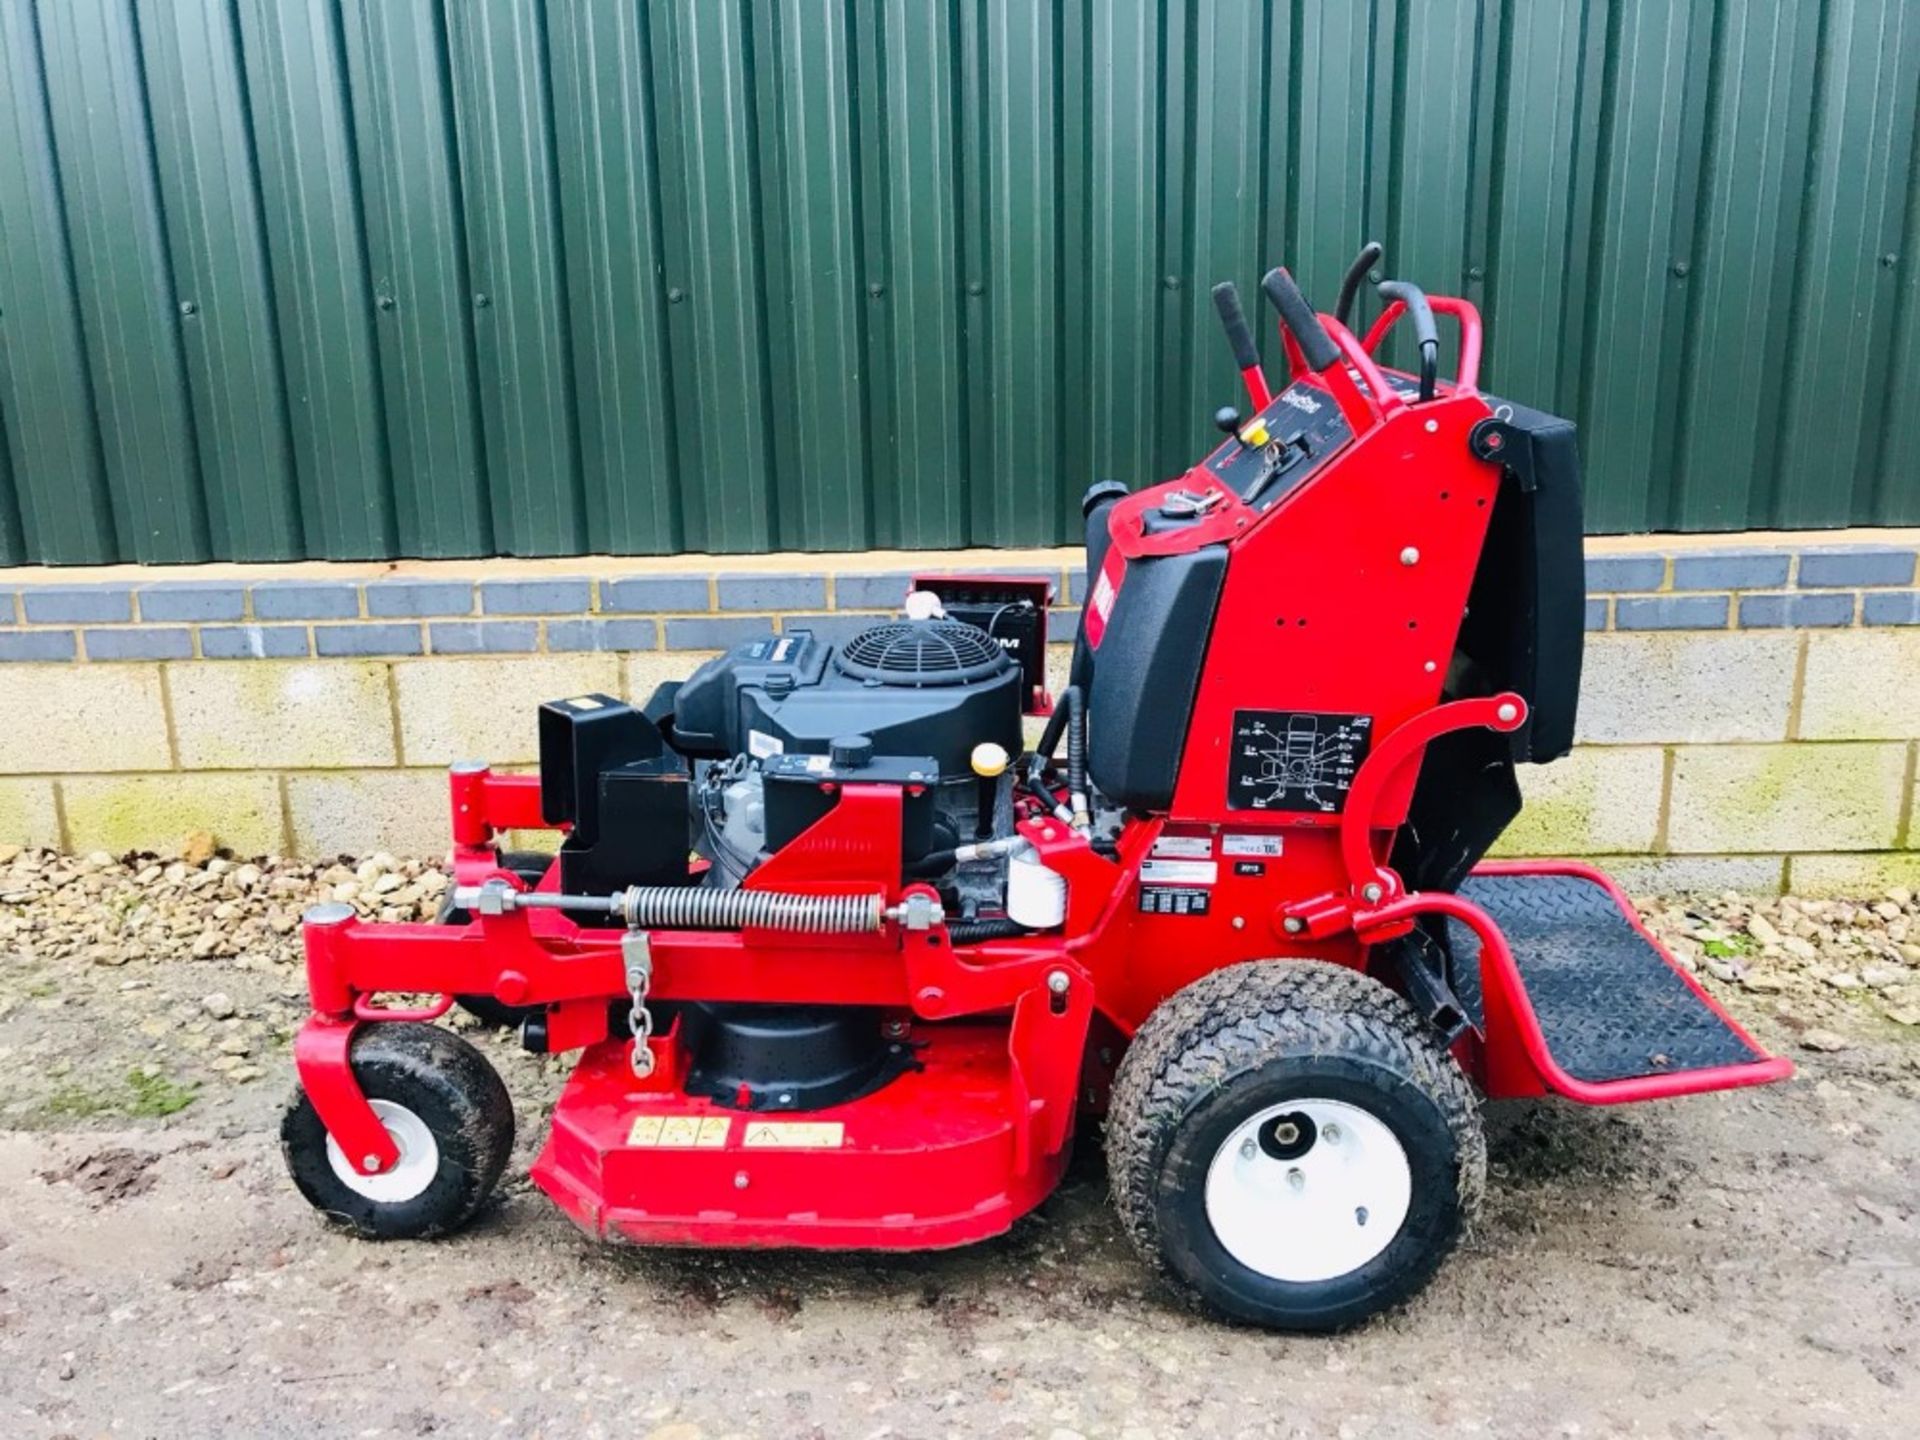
1448,872 -> 1762,1084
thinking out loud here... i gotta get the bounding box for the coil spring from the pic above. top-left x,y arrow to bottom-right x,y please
617,886 -> 883,933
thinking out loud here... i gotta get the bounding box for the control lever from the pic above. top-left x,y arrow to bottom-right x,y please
1376,280 -> 1439,402
1334,241 -> 1385,328
1260,268 -> 1340,374
1210,281 -> 1272,411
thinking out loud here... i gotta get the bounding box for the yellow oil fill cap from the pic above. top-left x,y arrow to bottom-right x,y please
971,742 -> 1010,778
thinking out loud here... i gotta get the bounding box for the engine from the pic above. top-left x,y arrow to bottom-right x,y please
667,619 -> 1023,870
671,621 -> 1024,774
529,613 -> 1061,1109
537,617 -> 1039,903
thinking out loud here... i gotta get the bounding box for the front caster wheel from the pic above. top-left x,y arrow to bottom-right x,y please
1107,960 -> 1485,1332
281,1023 -> 515,1240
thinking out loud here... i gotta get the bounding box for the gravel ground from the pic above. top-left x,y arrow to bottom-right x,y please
1,843 -> 1918,1438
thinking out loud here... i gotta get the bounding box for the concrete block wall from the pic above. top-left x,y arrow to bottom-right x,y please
2,534 -> 1918,893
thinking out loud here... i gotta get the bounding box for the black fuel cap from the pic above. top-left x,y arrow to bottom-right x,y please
829,734 -> 874,770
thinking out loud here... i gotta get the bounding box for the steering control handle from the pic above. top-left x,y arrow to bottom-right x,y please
1210,281 -> 1261,373
1260,267 -> 1340,374
1334,241 -> 1384,327
1376,280 -> 1440,401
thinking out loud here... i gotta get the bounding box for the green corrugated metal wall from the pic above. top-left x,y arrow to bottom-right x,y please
0,0 -> 1916,565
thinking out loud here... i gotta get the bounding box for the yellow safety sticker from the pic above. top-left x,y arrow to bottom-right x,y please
627,1114 -> 731,1148
741,1120 -> 845,1149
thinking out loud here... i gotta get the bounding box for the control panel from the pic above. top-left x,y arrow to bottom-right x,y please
1200,379 -> 1353,512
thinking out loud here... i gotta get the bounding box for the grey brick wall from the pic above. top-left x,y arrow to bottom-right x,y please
0,540 -> 1917,663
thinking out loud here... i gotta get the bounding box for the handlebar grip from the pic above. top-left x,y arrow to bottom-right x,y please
1261,267 -> 1340,373
1210,281 -> 1262,373
1377,281 -> 1439,353
1377,280 -> 1440,401
1334,241 -> 1384,327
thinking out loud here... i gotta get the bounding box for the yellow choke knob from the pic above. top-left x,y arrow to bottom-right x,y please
971,742 -> 1010,779
1238,418 -> 1271,448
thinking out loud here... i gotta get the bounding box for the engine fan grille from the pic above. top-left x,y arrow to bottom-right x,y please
833,620 -> 1011,687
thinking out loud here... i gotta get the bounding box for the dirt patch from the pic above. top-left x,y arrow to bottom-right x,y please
36,1146 -> 160,1204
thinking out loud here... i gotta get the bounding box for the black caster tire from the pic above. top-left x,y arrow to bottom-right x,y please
1107,959 -> 1485,1332
281,1023 -> 515,1240
439,851 -> 553,1029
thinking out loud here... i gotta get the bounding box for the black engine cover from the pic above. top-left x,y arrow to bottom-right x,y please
536,695 -> 692,910
669,625 -> 1023,778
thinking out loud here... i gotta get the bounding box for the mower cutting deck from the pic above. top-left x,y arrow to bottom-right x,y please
536,1021 -> 1062,1250
281,244 -> 1787,1332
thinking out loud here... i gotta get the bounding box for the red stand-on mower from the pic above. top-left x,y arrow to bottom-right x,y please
281,250 -> 1789,1330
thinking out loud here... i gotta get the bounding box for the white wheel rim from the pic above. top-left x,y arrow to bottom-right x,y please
1203,1098 -> 1412,1284
324,1098 -> 440,1204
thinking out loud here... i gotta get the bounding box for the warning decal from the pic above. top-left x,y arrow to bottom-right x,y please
742,1120 -> 846,1149
628,1115 -> 731,1148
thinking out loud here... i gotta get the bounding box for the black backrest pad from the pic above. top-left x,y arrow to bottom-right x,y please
1392,398 -> 1584,893
1456,398 -> 1584,762
1085,545 -> 1228,810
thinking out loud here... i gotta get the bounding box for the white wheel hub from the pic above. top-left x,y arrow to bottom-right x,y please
1203,1098 -> 1412,1283
324,1098 -> 440,1204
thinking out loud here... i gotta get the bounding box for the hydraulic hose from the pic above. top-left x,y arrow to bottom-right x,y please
1033,685 -> 1088,828
903,835 -> 1030,879
1064,686 -> 1087,820
1028,775 -> 1069,816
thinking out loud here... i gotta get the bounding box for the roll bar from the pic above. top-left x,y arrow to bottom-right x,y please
1361,292 -> 1483,397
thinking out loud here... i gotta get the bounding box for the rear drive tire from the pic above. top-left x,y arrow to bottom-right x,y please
281,1023 -> 515,1240
1107,960 -> 1484,1332
441,851 -> 553,1028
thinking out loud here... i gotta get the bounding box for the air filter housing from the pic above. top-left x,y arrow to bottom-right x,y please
834,620 -> 1009,687
669,625 -> 1024,778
